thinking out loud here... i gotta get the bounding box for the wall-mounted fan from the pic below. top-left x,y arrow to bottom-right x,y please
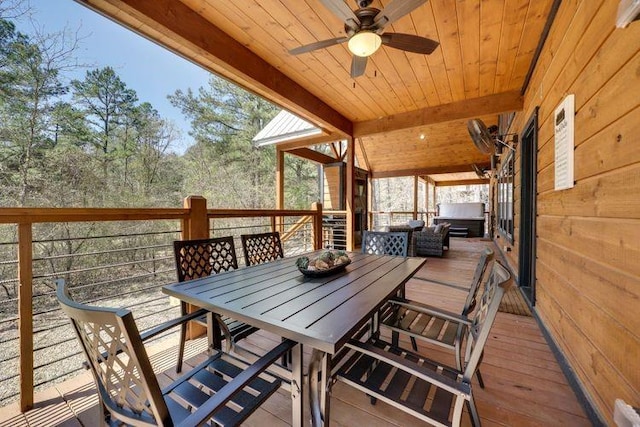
472,163 -> 490,179
289,0 -> 439,78
467,118 -> 518,155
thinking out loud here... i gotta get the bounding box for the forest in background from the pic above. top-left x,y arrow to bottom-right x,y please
0,7 -> 319,212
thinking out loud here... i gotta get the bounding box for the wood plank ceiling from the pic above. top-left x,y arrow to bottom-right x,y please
77,0 -> 554,177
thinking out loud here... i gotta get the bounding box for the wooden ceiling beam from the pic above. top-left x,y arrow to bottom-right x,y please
371,163 -> 490,179
78,0 -> 352,137
353,91 -> 523,137
434,179 -> 490,187
287,148 -> 338,164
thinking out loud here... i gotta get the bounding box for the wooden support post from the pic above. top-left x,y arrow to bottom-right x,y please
182,196 -> 209,239
346,138 -> 355,251
18,223 -> 33,412
181,196 -> 209,339
367,175 -> 373,230
425,179 -> 429,220
276,148 -> 285,234
413,175 -> 419,220
311,202 -> 323,250
432,182 -> 437,222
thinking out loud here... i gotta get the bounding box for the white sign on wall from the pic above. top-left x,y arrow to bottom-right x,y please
554,94 -> 575,191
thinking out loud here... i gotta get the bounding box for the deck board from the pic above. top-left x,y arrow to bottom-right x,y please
0,238 -> 590,426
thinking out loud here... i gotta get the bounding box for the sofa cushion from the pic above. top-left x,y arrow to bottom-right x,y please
433,224 -> 444,233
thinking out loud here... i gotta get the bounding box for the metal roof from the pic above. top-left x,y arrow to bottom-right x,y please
252,110 -> 322,147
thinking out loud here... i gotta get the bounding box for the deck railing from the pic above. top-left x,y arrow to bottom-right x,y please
0,196 -> 324,411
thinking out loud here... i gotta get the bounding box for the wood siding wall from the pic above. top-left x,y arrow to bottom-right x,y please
502,1 -> 640,423
323,165 -> 342,210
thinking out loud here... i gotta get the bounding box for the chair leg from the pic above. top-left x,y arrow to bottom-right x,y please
391,331 -> 400,347
476,368 -> 485,389
467,393 -> 481,427
99,399 -> 111,424
281,345 -> 292,367
176,303 -> 188,373
410,336 -> 417,351
176,323 -> 187,373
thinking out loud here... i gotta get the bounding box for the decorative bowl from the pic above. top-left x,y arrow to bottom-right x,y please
298,258 -> 351,277
296,250 -> 351,277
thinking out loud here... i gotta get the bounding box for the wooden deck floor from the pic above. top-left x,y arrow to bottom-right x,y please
0,239 -> 591,426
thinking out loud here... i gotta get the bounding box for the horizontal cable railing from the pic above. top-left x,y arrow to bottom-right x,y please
0,222 -> 183,404
322,210 -> 347,249
0,199 -> 325,410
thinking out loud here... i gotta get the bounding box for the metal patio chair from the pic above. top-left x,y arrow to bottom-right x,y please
361,230 -> 409,257
57,280 -> 295,427
174,236 -> 258,372
335,261 -> 511,427
240,231 -> 284,267
240,231 -> 292,365
380,248 -> 494,387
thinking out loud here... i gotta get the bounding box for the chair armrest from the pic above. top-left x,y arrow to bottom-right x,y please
414,229 -> 443,239
140,307 -> 209,341
344,339 -> 470,397
177,339 -> 297,427
387,298 -> 471,325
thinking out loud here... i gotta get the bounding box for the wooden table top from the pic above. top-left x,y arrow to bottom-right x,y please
163,251 -> 426,354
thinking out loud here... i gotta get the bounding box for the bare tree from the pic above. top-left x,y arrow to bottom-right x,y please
0,0 -> 29,20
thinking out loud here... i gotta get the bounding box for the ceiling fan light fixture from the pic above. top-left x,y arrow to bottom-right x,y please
348,31 -> 382,57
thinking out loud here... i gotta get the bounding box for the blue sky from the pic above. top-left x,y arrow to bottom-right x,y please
14,0 -> 212,153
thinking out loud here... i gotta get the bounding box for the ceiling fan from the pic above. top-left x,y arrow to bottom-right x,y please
467,118 -> 518,155
289,0 -> 439,78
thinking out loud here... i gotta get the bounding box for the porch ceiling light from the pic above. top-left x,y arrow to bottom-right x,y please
348,31 -> 382,57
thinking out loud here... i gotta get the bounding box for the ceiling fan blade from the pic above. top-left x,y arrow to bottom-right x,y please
374,0 -> 427,29
289,37 -> 349,55
318,0 -> 360,29
380,33 -> 439,54
351,55 -> 368,78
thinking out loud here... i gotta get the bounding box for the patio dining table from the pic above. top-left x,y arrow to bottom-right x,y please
162,250 -> 426,427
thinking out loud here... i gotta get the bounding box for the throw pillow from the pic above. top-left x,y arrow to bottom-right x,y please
407,219 -> 425,230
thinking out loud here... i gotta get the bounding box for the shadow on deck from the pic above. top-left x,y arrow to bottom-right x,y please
0,238 -> 589,426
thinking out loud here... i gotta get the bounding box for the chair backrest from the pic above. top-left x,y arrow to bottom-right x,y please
461,248 -> 494,316
174,236 -> 238,282
56,280 -> 170,426
461,261 -> 511,383
240,232 -> 284,266
361,231 -> 409,257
